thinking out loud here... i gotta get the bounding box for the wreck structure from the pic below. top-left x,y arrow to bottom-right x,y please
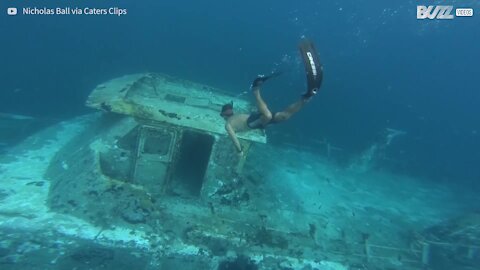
83,72 -> 265,199
33,73 -> 478,269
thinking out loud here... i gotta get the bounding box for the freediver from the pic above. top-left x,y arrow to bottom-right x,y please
220,39 -> 324,156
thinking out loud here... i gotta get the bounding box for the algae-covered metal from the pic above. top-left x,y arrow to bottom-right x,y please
82,73 -> 264,200
86,73 -> 266,143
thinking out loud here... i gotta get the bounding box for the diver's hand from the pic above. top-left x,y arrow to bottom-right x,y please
236,146 -> 244,157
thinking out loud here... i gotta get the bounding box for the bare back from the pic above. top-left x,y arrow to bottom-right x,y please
226,113 -> 250,132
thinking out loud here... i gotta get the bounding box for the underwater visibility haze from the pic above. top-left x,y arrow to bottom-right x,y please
0,0 -> 479,269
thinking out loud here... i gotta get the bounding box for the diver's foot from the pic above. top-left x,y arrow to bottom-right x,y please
301,87 -> 318,100
251,75 -> 268,91
250,71 -> 283,91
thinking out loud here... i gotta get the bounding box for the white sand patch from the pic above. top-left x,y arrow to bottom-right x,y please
0,114 -> 149,248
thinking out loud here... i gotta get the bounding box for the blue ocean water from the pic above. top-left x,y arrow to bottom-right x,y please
0,0 -> 479,269
2,0 -> 478,186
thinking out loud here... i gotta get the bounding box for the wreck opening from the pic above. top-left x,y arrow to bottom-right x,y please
169,130 -> 214,197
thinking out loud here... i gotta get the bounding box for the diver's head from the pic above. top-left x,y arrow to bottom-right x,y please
220,101 -> 234,119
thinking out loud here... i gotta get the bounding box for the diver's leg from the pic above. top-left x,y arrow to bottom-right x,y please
273,97 -> 309,122
252,89 -> 273,123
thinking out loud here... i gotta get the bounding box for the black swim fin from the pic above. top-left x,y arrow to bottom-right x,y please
251,71 -> 283,90
299,38 -> 323,98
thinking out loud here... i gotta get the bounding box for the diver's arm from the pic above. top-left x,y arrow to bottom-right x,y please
225,122 -> 243,154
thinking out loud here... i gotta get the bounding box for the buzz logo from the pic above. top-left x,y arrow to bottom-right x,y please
417,6 -> 474,19
417,5 -> 454,19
